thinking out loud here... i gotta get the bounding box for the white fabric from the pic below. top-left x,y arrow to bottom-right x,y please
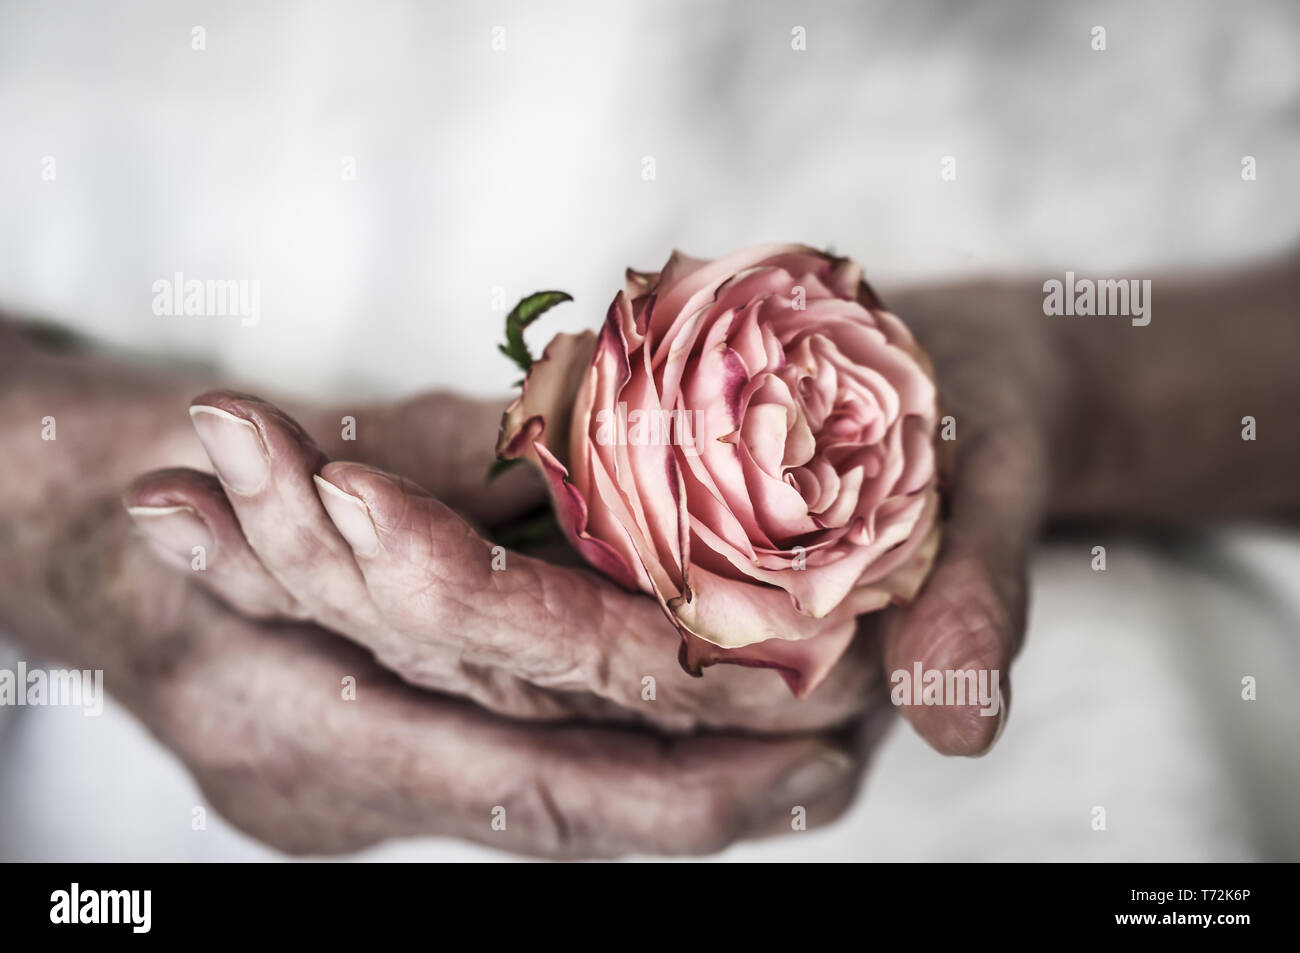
1,0 -> 1297,860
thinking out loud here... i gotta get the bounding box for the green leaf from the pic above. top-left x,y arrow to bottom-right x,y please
499,290 -> 573,376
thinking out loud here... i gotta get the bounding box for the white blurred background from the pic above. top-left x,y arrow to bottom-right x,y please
1,0 -> 1298,861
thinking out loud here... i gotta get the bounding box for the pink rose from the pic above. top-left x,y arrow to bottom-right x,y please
497,244 -> 941,696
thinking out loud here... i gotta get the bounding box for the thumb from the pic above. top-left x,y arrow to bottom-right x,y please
881,426 -> 1045,755
316,391 -> 547,525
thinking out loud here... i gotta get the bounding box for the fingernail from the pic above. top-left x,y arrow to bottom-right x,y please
127,505 -> 215,569
189,405 -> 269,495
313,474 -> 380,557
766,747 -> 855,816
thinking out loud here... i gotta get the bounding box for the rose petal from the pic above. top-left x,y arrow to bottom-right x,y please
496,330 -> 599,467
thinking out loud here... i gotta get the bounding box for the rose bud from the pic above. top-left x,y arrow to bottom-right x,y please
496,244 -> 941,697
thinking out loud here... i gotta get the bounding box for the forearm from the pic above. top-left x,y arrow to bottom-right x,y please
1051,253 -> 1300,523
894,254 -> 1298,527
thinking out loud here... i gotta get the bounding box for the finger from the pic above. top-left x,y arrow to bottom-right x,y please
307,391 -> 548,526
127,457 -> 663,727
166,614 -> 865,858
123,467 -> 304,620
881,425 -> 1046,755
313,460 -> 875,733
186,391 -> 383,633
179,392 -> 865,731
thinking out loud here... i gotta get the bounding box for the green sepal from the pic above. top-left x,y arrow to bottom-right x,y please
498,290 -> 573,376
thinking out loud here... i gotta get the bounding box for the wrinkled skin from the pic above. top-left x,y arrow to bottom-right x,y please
6,254 -> 1297,857
122,281 -> 1067,752
0,347 -> 873,858
0,277 -> 1068,857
